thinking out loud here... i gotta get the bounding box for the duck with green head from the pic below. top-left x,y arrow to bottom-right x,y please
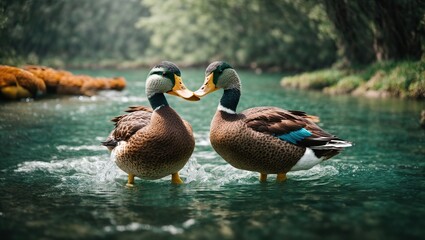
102,61 -> 199,186
194,61 -> 352,182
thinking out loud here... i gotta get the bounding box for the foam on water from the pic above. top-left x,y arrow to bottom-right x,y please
179,158 -> 209,184
288,165 -> 339,181
14,157 -> 341,188
56,145 -> 105,151
14,153 -> 125,191
194,132 -> 211,146
192,151 -> 217,160
104,218 -> 196,235
13,142 -> 343,193
70,91 -> 147,104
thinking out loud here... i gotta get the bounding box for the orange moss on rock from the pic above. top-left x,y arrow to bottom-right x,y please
23,65 -> 73,93
1,65 -> 127,100
0,65 -> 46,100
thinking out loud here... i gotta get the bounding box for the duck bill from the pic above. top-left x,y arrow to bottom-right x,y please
194,73 -> 218,97
167,74 -> 200,101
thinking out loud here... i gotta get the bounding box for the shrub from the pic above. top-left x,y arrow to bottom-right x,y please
281,69 -> 346,90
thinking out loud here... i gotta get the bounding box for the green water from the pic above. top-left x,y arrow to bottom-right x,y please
1,69 -> 424,240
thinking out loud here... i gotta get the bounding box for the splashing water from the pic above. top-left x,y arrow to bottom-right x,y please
14,144 -> 340,193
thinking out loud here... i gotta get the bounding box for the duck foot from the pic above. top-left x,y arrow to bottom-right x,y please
126,174 -> 135,187
276,173 -> 287,182
259,173 -> 268,182
171,172 -> 184,184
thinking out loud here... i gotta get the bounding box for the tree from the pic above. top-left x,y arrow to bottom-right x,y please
2,0 -> 423,70
322,0 -> 425,66
0,0 -> 150,66
138,0 -> 337,71
372,0 -> 424,61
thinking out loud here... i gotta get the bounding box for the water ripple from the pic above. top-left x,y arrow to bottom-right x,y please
56,145 -> 105,151
71,91 -> 147,103
103,218 -> 196,235
288,165 -> 339,181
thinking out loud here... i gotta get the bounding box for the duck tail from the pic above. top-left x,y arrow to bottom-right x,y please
101,138 -> 117,148
310,139 -> 352,160
310,139 -> 353,150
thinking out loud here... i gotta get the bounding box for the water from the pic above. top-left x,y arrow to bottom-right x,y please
1,69 -> 424,240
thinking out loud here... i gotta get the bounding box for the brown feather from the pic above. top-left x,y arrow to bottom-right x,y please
109,106 -> 152,143
126,106 -> 153,113
243,106 -> 338,148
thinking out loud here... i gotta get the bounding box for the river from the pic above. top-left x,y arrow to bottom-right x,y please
1,68 -> 424,239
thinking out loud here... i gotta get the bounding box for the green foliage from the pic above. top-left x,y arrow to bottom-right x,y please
281,69 -> 346,90
322,0 -> 425,65
0,0 -> 336,70
138,0 -> 336,70
0,0 -> 423,73
355,61 -> 399,80
0,0 -> 150,67
282,60 -> 425,99
324,75 -> 364,94
364,61 -> 425,98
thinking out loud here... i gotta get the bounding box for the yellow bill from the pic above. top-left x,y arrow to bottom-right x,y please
194,72 -> 218,97
167,74 -> 200,101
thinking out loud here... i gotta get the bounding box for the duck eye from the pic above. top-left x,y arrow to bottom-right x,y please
162,72 -> 167,77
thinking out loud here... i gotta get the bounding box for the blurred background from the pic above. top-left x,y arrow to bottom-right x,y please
1,0 -> 424,72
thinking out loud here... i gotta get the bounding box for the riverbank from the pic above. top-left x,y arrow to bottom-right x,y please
281,60 -> 425,100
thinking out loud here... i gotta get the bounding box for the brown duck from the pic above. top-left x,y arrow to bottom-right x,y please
194,61 -> 352,182
102,61 -> 199,186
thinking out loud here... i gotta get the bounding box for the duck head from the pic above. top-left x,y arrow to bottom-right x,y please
146,61 -> 199,101
194,61 -> 241,97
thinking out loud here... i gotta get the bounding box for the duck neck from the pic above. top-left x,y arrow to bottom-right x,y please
148,93 -> 169,111
218,88 -> 240,114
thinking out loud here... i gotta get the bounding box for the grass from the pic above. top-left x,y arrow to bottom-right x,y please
281,69 -> 347,90
281,60 -> 425,99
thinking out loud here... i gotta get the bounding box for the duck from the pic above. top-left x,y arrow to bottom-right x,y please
194,61 -> 352,182
102,61 -> 199,186
0,65 -> 46,100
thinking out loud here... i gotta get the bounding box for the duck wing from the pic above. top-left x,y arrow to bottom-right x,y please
102,106 -> 153,148
243,107 -> 351,155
